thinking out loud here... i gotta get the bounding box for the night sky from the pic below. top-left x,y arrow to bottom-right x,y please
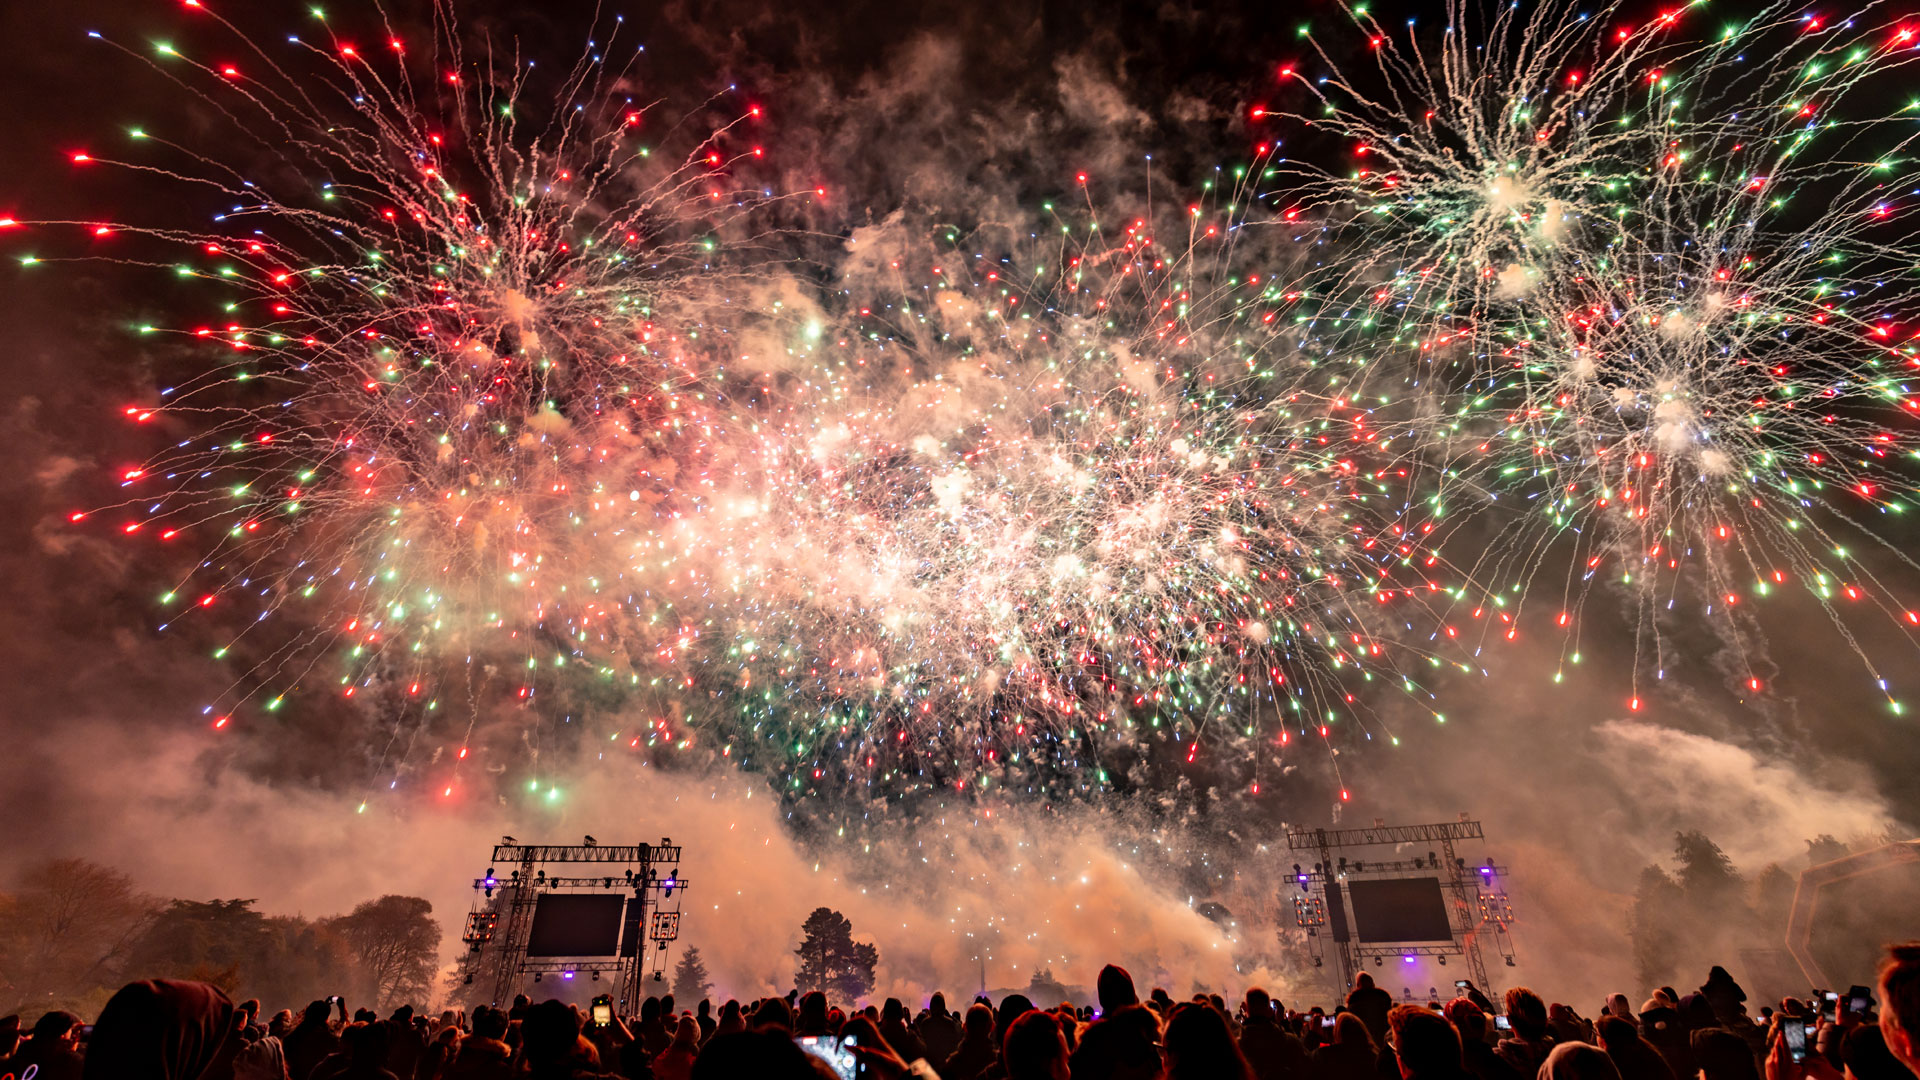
1,0 -> 1916,1003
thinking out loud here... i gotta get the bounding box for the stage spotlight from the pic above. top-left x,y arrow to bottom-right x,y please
593,970 -> 600,981
1437,956 -> 1446,967
464,973 -> 473,985
654,970 -> 664,982
604,878 -> 614,889
1374,956 -> 1383,968
534,973 -> 542,983
1505,957 -> 1516,967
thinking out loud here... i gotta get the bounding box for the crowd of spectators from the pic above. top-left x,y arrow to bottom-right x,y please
6,941 -> 1918,1080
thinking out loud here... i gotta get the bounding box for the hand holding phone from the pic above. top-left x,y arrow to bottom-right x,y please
1782,1019 -> 1805,1060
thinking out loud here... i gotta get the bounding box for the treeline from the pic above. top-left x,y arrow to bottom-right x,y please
0,858 -> 440,1019
1626,828 -> 1914,991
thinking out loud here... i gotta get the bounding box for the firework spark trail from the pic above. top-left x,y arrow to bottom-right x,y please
37,5 -> 811,788
28,0 -> 1920,815
14,2 -> 1483,812
1275,0 -> 1920,714
617,198 -> 1465,804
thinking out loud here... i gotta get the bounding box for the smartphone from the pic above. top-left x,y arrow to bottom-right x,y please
796,1034 -> 858,1080
1848,985 -> 1873,1017
78,1025 -> 94,1040
1820,991 -> 1839,1023
1321,1016 -> 1337,1030
1783,1021 -> 1808,1063
591,995 -> 613,1028
1494,1015 -> 1512,1031
1455,980 -> 1470,991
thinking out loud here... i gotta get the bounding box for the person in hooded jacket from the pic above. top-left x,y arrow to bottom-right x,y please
83,981 -> 246,1080
918,992 -> 962,1067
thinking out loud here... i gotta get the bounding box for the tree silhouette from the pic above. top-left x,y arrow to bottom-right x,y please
1628,865 -> 1685,990
1673,830 -> 1742,901
328,895 -> 440,1008
793,907 -> 877,1004
0,858 -> 157,1015
672,946 -> 714,1003
1806,835 -> 1850,866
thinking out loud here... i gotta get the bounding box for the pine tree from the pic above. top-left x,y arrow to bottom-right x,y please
793,907 -> 878,1005
672,946 -> 714,1003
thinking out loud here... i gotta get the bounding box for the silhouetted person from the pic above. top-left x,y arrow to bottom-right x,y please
6,1009 -> 88,1080
1097,966 -> 1140,1014
919,992 -> 961,1066
715,1000 -> 745,1039
1346,975 -> 1394,1047
1882,942 -> 1920,1075
1165,1001 -> 1254,1080
1691,1028 -> 1759,1080
1493,989 -> 1554,1075
1069,1002 -> 1160,1080
946,1003 -> 1000,1080
1593,1014 -> 1672,1080
1240,988 -> 1310,1080
1838,1024 -> 1908,1080
753,996 -> 794,1033
690,1030 -> 819,1080
1388,1005 -> 1467,1080
311,1021 -> 400,1080
1441,1000 -> 1519,1080
794,991 -> 833,1038
1537,1043 -> 1620,1080
653,1015 -> 701,1080
518,1000 -> 621,1080
82,981 -> 243,1080
1312,1012 -> 1377,1080
1637,997 -> 1693,1080
442,1007 -> 511,1080
285,1001 -> 341,1080
696,999 -> 716,1044
880,997 -> 927,1062
1003,1010 -> 1070,1080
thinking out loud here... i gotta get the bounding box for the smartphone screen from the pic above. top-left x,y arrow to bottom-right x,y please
1494,1015 -> 1512,1031
1783,1021 -> 1808,1062
1321,1016 -> 1336,1030
796,1034 -> 858,1080
1821,991 -> 1839,1022
591,1003 -> 612,1027
1455,980 -> 1470,990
